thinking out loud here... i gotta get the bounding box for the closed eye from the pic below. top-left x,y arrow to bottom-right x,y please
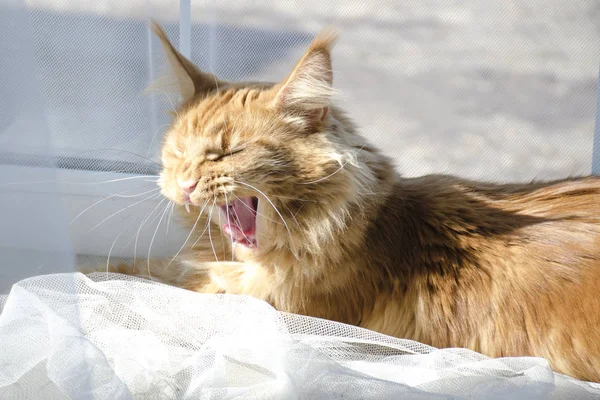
206,147 -> 245,162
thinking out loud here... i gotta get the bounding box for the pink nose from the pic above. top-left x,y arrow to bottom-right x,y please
177,179 -> 198,194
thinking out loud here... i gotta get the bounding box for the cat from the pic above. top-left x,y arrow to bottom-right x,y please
91,21 -> 600,382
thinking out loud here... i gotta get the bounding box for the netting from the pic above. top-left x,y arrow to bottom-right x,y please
1,0 -> 598,283
0,0 -> 599,398
1,272 -> 599,399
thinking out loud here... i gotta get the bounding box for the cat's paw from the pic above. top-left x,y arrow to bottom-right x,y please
78,262 -> 138,277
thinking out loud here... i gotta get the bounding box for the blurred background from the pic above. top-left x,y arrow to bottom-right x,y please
0,0 -> 599,290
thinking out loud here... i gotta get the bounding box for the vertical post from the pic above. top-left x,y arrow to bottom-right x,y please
592,65 -> 600,175
179,0 -> 191,58
145,0 -> 158,159
208,0 -> 217,74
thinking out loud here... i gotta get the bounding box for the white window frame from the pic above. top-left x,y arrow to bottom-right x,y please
0,162 -> 189,259
0,0 -> 197,261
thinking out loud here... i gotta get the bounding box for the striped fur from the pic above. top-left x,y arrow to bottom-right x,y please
93,22 -> 600,382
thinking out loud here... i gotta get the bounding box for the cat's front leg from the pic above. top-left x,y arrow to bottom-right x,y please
77,258 -> 209,290
78,258 -> 247,295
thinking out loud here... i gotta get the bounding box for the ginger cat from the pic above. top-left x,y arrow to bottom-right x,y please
95,22 -> 600,382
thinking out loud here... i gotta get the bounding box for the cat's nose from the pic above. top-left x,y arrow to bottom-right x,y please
177,179 -> 198,194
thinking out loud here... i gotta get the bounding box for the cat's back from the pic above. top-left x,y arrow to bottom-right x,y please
471,175 -> 600,381
467,174 -> 600,217
397,173 -> 600,304
369,174 -> 600,270
365,174 -> 600,381
456,174 -> 600,278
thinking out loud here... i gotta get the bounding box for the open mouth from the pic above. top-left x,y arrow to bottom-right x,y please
219,197 -> 258,248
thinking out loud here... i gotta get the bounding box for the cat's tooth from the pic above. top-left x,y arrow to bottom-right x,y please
185,203 -> 190,213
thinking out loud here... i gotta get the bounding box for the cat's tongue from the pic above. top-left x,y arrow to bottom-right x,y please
220,197 -> 257,247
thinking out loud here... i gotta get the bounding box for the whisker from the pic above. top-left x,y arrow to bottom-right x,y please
230,194 -> 297,253
208,200 -> 219,262
70,191 -> 127,225
147,200 -> 171,280
165,200 -> 209,270
224,192 -> 235,261
133,197 -> 167,266
86,176 -> 160,184
34,253 -> 54,275
215,193 -> 227,261
146,123 -> 173,159
232,193 -> 279,225
165,202 -> 175,239
208,198 -> 229,292
189,216 -> 211,249
111,187 -> 161,198
88,192 -> 162,232
0,174 -> 159,187
300,144 -> 367,185
301,165 -> 346,185
234,180 -> 294,249
145,88 -> 181,118
282,202 -> 301,229
106,224 -> 131,274
230,196 -> 256,243
213,73 -> 220,96
264,193 -> 320,203
69,148 -> 163,167
115,198 -> 164,255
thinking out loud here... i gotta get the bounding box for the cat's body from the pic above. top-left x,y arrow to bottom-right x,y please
94,23 -> 600,382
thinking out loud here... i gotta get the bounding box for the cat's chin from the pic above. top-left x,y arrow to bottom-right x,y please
218,196 -> 259,249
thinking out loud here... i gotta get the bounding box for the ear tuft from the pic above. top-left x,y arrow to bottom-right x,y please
148,19 -> 223,103
274,28 -> 339,113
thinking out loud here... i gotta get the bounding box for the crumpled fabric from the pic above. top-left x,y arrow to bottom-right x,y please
0,272 -> 598,399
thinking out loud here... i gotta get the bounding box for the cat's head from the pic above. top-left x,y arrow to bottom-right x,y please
152,22 -> 380,254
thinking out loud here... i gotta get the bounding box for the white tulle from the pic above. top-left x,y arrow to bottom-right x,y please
0,273 -> 599,399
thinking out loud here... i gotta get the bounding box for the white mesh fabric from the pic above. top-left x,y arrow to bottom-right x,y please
0,272 -> 599,399
0,1 -> 599,398
2,0 -> 598,176
0,0 -> 598,277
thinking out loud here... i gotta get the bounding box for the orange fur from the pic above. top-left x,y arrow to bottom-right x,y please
92,22 -> 600,382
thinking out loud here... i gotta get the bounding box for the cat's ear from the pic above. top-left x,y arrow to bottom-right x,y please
149,20 -> 223,103
273,29 -> 338,125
